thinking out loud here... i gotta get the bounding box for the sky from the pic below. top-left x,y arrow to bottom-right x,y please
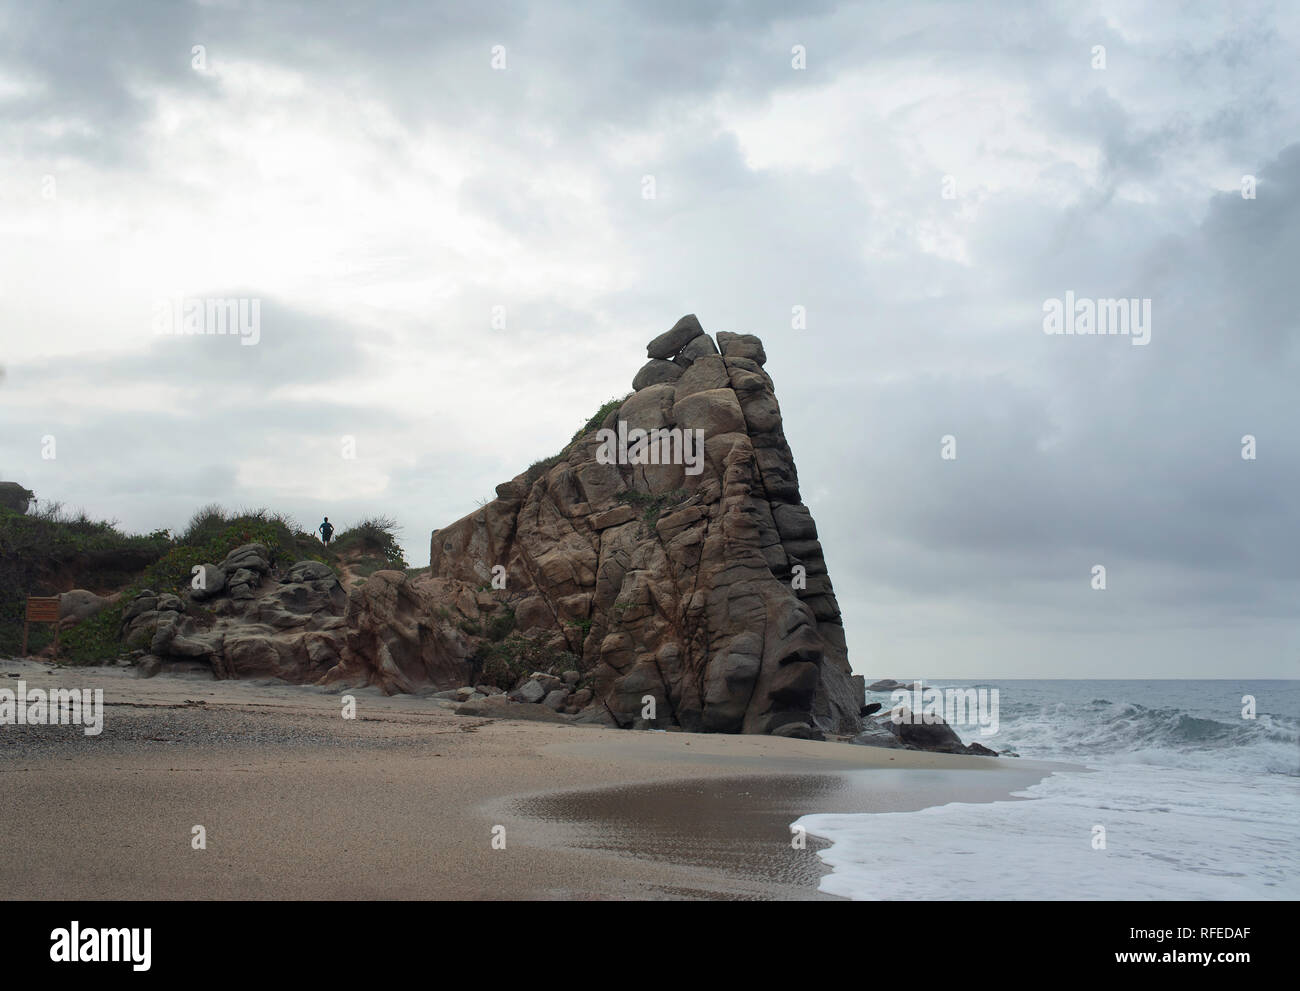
1,0 -> 1296,678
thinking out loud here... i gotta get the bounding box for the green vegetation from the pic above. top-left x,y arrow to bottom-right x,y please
484,607 -> 516,642
522,395 -> 632,492
1,501 -> 412,664
464,607 -> 571,690
474,631 -> 579,691
330,516 -> 408,569
0,503 -> 172,657
616,488 -> 690,523
564,617 -> 593,637
524,451 -> 567,487
570,394 -> 629,443
60,510 -> 318,664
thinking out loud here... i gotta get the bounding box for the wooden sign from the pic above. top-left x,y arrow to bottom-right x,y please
22,595 -> 61,658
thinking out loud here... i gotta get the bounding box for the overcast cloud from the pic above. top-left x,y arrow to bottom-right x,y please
1,0 -> 1296,677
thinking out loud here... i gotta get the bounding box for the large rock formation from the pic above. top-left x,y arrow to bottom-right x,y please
94,315 -> 863,738
429,315 -> 862,737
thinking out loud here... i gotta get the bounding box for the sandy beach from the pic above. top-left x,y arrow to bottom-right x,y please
0,658 -> 1059,900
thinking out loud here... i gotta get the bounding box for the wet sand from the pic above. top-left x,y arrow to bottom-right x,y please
0,658 -> 1061,899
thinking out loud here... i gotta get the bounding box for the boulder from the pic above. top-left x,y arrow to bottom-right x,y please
122,593 -> 159,622
189,564 -> 227,601
227,568 -> 260,600
675,354 -> 731,398
58,590 -> 116,627
219,543 -> 271,575
514,679 -> 547,703
632,358 -> 684,390
529,672 -> 565,694
674,333 -> 719,365
286,560 -> 336,583
716,331 -> 767,365
542,688 -> 569,711
885,706 -> 969,753
646,314 -> 705,359
671,388 -> 746,436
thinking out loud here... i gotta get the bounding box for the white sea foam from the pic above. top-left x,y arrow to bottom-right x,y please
796,681 -> 1300,900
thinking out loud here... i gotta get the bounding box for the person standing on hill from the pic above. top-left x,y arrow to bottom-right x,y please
318,517 -> 335,546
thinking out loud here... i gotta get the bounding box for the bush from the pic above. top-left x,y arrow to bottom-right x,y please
60,513 -> 312,664
179,504 -> 230,545
524,451 -> 567,488
0,503 -> 172,657
570,394 -> 629,442
474,632 -> 579,690
616,488 -> 690,522
2,500 -> 409,663
331,516 -> 407,569
484,607 -> 516,642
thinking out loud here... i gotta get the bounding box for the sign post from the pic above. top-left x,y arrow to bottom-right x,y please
22,596 -> 61,660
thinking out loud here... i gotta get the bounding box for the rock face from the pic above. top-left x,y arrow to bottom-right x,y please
429,314 -> 862,737
120,548 -> 351,683
320,571 -> 478,693
116,548 -> 491,695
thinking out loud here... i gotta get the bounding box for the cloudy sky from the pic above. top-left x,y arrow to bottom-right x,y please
1,1 -> 1296,678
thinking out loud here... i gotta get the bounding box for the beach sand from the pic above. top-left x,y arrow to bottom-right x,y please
0,658 -> 1059,899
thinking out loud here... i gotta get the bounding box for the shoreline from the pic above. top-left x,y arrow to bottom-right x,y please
0,658 -> 1064,899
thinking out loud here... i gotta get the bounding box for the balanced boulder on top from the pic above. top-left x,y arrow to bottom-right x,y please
646,313 -> 705,359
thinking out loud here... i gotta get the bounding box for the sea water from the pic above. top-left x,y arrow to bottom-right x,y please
795,680 -> 1300,899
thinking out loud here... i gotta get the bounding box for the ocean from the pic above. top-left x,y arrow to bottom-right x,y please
796,680 -> 1300,900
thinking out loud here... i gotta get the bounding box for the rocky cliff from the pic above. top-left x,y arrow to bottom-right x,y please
428,315 -> 863,737
63,315 -> 863,738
